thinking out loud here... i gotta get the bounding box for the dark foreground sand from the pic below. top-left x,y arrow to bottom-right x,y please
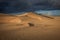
0,13 -> 60,40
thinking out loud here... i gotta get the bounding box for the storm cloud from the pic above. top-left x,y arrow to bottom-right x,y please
0,0 -> 60,13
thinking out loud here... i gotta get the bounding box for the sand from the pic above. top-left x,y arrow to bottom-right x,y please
0,12 -> 60,40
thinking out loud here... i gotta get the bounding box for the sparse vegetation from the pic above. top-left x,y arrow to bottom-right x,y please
28,23 -> 34,27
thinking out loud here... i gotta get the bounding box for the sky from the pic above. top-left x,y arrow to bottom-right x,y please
35,10 -> 60,16
0,0 -> 60,15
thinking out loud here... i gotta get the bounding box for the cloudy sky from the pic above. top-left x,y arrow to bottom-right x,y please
0,0 -> 60,15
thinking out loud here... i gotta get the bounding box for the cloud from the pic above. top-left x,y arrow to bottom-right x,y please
0,0 -> 60,13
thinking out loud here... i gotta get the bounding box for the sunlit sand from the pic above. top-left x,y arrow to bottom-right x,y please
0,12 -> 60,40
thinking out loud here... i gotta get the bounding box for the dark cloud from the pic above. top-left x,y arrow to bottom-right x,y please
0,0 -> 60,13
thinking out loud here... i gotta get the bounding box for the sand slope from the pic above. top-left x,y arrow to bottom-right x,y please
0,12 -> 60,40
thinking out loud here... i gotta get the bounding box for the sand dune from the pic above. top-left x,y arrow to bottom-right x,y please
0,12 -> 60,40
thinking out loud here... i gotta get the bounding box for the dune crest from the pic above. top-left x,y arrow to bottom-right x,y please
0,14 -> 22,24
0,12 -> 54,24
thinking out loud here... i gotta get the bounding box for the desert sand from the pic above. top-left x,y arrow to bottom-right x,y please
0,12 -> 60,40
